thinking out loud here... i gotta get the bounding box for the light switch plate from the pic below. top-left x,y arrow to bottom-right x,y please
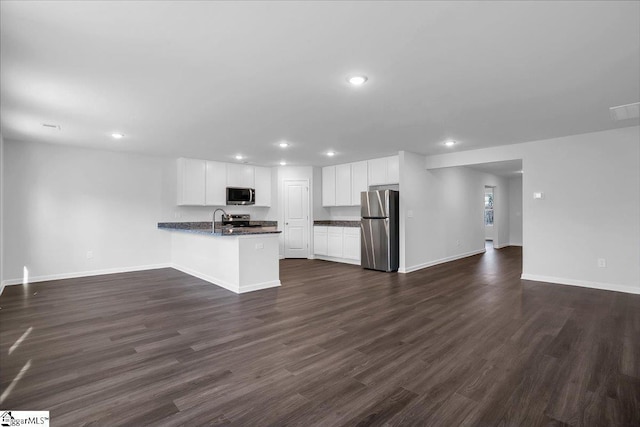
533,192 -> 544,199
407,210 -> 414,218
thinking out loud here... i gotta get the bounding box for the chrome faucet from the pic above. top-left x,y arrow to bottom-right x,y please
212,208 -> 227,233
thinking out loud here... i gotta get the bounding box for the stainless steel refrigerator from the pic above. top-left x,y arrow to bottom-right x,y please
361,190 -> 399,272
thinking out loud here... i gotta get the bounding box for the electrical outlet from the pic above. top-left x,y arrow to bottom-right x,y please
255,243 -> 264,250
456,240 -> 460,247
597,258 -> 606,268
174,212 -> 182,219
86,251 -> 93,259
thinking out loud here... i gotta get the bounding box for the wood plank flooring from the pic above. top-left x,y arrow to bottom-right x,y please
1,246 -> 639,426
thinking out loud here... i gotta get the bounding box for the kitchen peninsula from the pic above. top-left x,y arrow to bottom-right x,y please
158,221 -> 281,294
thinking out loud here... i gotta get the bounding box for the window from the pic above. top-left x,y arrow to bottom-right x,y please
484,191 -> 494,226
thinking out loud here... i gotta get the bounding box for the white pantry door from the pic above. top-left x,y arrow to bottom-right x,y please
284,179 -> 309,258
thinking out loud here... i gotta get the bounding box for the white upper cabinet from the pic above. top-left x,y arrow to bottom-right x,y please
335,163 -> 352,206
387,155 -> 399,184
322,166 -> 336,206
323,161 -> 369,207
368,155 -> 399,186
205,161 -> 227,206
254,166 -> 272,207
227,163 -> 255,188
178,158 -> 272,207
177,158 -> 206,206
351,161 -> 368,205
367,157 -> 387,186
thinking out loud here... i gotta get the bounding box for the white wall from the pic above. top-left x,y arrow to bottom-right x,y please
399,151 -> 510,273
425,126 -> 640,294
508,176 -> 523,246
323,206 -> 360,220
2,139 -> 174,283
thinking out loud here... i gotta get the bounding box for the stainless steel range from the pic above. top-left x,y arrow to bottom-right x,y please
222,214 -> 261,228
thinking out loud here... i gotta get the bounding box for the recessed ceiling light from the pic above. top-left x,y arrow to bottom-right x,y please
280,161 -> 287,166
348,75 -> 368,86
235,155 -> 243,160
111,133 -> 124,139
444,140 -> 456,147
279,142 -> 289,148
326,151 -> 336,157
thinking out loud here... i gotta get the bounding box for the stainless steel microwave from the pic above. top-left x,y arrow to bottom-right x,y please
226,187 -> 255,205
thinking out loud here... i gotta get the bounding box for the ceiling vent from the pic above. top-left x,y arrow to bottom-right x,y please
42,123 -> 61,130
609,102 -> 640,121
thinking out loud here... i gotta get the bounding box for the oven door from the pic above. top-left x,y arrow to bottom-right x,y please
226,187 -> 255,205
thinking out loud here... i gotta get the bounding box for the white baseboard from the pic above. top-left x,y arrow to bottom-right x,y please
238,279 -> 281,293
520,273 -> 640,295
170,263 -> 280,294
399,249 -> 486,274
170,263 -> 239,293
1,263 -> 172,291
313,255 -> 360,266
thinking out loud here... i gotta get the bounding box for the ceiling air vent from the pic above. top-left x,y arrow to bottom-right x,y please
609,102 -> 640,121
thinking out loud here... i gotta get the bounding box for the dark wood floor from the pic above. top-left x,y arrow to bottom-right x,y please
1,246 -> 639,426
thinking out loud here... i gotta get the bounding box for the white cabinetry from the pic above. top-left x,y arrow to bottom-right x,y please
367,155 -> 399,186
313,226 -> 328,256
313,226 -> 360,265
351,161 -> 368,205
177,158 -> 206,206
343,228 -> 361,260
335,164 -> 352,206
322,166 -> 336,206
387,155 -> 399,184
322,161 -> 369,207
254,166 -> 272,207
205,161 -> 227,206
227,163 -> 255,188
327,227 -> 344,258
178,158 -> 271,207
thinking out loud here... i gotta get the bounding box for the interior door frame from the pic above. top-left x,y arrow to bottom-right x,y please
282,178 -> 311,259
484,185 -> 499,249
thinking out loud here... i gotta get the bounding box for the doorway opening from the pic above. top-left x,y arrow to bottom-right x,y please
484,186 -> 495,248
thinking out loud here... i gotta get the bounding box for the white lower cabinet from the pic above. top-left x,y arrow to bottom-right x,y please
313,226 -> 360,264
327,227 -> 344,258
313,226 -> 328,256
342,228 -> 361,260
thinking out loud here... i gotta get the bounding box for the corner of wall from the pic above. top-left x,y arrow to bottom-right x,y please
0,132 -> 4,290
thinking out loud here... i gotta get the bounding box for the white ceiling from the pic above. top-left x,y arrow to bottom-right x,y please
1,1 -> 639,167
466,159 -> 523,178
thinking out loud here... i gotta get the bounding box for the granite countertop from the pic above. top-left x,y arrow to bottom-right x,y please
158,221 -> 281,236
313,220 -> 361,228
